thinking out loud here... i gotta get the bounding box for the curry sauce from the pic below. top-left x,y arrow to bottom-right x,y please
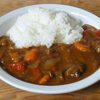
0,24 -> 100,85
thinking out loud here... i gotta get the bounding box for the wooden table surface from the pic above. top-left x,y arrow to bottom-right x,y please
0,0 -> 100,100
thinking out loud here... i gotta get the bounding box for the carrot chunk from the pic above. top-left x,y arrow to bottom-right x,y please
24,49 -> 38,63
38,74 -> 50,85
32,68 -> 40,74
74,42 -> 89,52
95,30 -> 100,39
52,67 -> 57,72
96,30 -> 100,36
9,62 -> 25,72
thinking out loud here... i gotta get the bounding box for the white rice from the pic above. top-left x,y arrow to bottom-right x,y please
7,7 -> 83,48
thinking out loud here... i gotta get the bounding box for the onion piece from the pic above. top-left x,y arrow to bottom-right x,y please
43,58 -> 60,70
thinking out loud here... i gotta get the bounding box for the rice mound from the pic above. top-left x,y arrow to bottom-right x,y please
7,7 -> 83,48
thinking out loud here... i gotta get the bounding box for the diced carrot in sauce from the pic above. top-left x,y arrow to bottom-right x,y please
38,74 -> 50,85
32,68 -> 40,74
95,30 -> 100,39
9,62 -> 25,72
52,66 -> 57,72
24,49 -> 38,63
74,42 -> 89,52
9,52 -> 19,62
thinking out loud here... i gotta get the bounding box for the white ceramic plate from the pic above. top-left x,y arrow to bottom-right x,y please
0,4 -> 100,94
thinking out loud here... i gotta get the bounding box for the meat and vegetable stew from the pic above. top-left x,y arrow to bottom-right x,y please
0,24 -> 100,85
